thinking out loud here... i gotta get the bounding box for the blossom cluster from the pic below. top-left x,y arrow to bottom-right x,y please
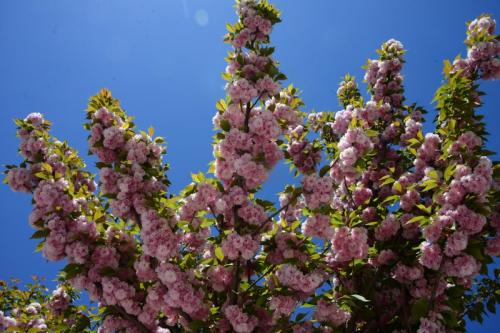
364,39 -> 405,106
453,16 -> 500,80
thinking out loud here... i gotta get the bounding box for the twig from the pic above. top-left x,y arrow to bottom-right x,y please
230,260 -> 241,305
243,93 -> 264,132
246,264 -> 278,291
254,190 -> 302,235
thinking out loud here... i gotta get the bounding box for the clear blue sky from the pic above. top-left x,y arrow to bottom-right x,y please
0,0 -> 499,330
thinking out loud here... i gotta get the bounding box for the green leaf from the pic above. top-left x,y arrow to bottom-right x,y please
406,215 -> 426,224
427,169 -> 439,180
392,181 -> 402,193
41,163 -> 53,173
255,198 -> 275,210
216,99 -> 227,112
34,240 -> 45,252
191,172 -> 205,183
188,320 -> 205,331
443,59 -> 453,76
416,204 -> 432,214
421,179 -> 438,192
215,246 -> 224,261
30,229 -> 50,239
226,23 -> 235,33
487,298 -> 496,314
319,165 -> 331,177
62,263 -> 86,279
34,172 -> 49,180
93,210 -> 104,221
295,312 -> 307,321
365,129 -> 378,137
100,267 -> 116,277
410,298 -> 430,323
380,175 -> 395,187
70,315 -> 90,332
275,73 -> 287,81
382,195 -> 399,205
444,164 -> 456,182
220,119 -> 231,132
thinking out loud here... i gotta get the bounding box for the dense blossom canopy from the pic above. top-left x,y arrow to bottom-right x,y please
2,0 -> 500,332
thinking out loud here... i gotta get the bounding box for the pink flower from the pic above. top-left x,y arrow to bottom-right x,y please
301,174 -> 333,209
256,75 -> 280,97
226,78 -> 258,104
238,202 -> 267,226
444,231 -> 468,257
372,249 -> 396,266
331,227 -> 368,262
353,185 -> 372,206
302,214 -> 333,240
208,266 -> 232,292
232,28 -> 251,49
269,296 -> 297,317
276,264 -> 323,293
7,168 -> 33,193
221,233 -> 259,260
288,139 -> 321,174
451,205 -> 486,235
375,215 -> 400,241
65,241 -> 89,264
420,242 -> 442,270
224,305 -> 258,333
444,254 -> 480,278
400,189 -> 420,211
24,112 -> 44,126
485,236 -> 500,256
248,109 -> 281,140
102,126 -> 125,150
331,107 -> 352,135
314,299 -> 351,326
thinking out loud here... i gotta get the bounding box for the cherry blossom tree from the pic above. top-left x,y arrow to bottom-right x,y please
3,0 -> 500,332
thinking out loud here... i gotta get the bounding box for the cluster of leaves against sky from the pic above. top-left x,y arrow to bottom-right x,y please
2,0 -> 500,332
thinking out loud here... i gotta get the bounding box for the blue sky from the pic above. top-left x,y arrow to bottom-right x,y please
0,0 -> 499,330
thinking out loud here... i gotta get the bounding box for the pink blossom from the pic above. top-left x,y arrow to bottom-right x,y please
269,296 -> 297,318
444,231 -> 468,257
7,168 -> 33,193
226,78 -> 258,104
331,227 -> 368,262
443,254 -> 480,278
208,266 -> 233,292
102,126 -> 125,150
301,174 -> 333,209
221,233 -> 259,260
224,305 -> 258,333
302,214 -> 333,240
372,249 -> 397,266
420,242 -> 442,270
375,215 -> 400,241
238,201 -> 267,226
256,75 -> 280,97
485,236 -> 500,256
314,299 -> 351,327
